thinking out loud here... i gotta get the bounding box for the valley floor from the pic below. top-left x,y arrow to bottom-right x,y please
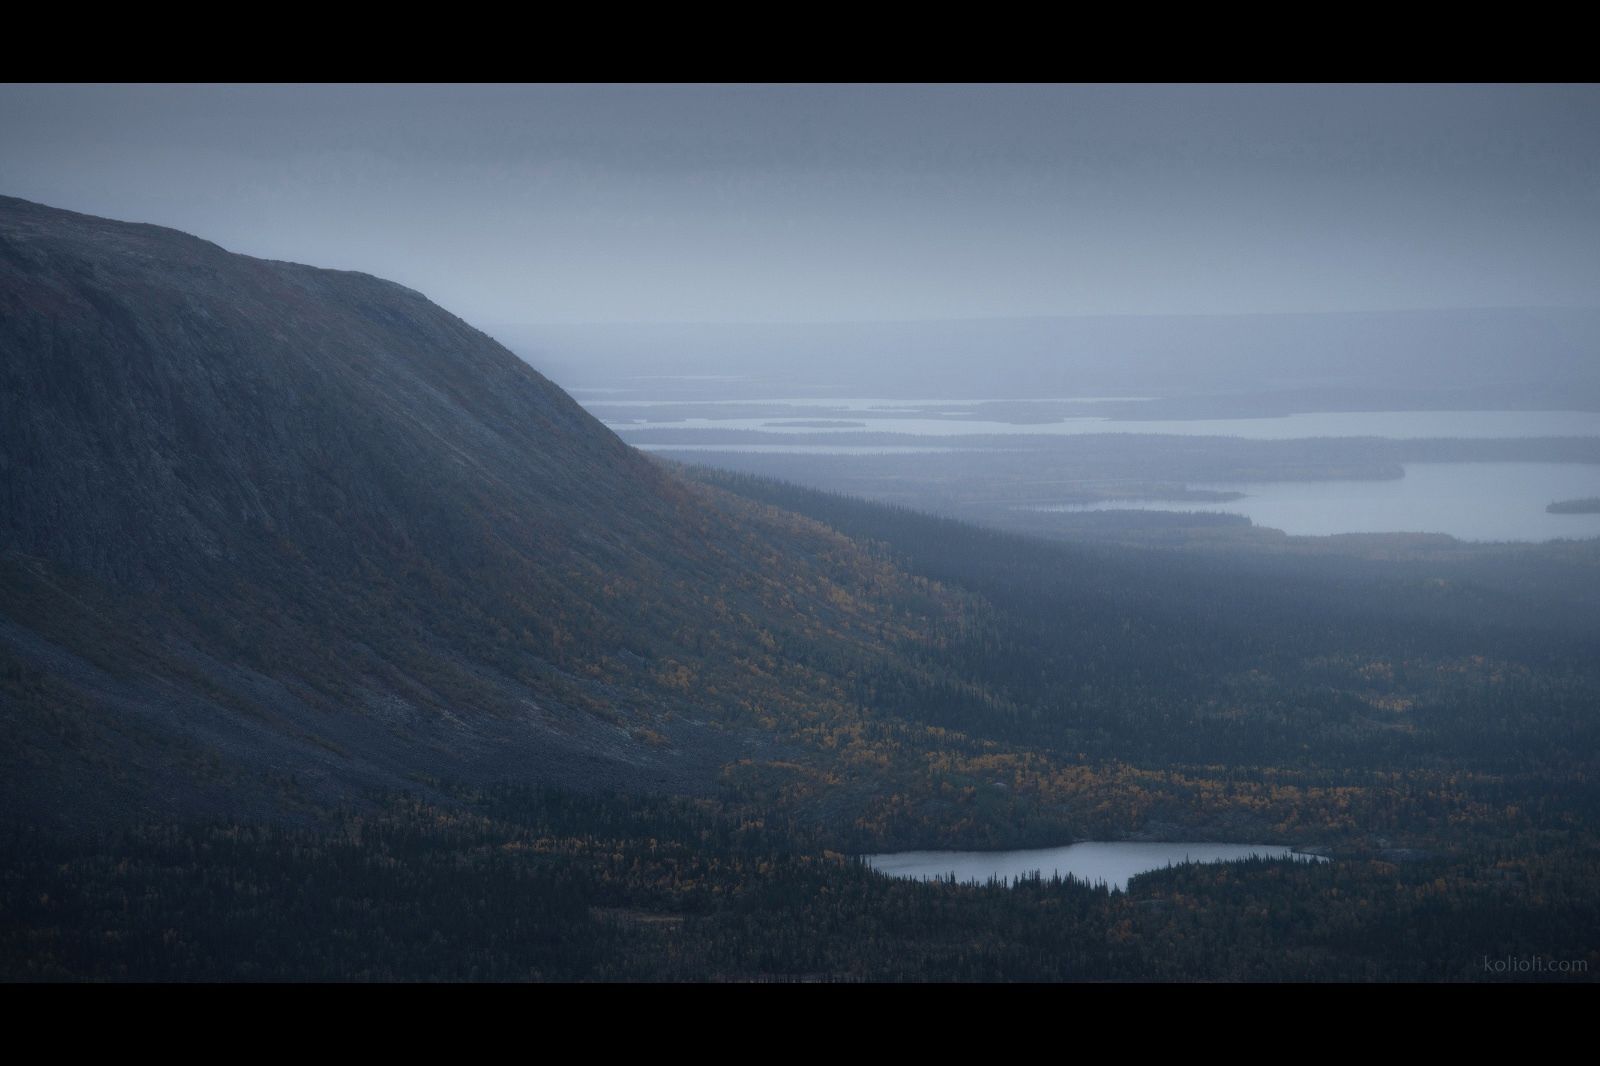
5,787 -> 1595,982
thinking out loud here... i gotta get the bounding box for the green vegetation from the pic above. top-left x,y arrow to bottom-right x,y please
1549,497 -> 1600,514
5,197 -> 1598,981
9,468 -> 1600,980
5,788 -> 1594,982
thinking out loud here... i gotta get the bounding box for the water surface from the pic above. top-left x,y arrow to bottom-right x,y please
603,407 -> 1600,441
865,842 -> 1324,892
636,443 -> 974,455
1033,462 -> 1600,542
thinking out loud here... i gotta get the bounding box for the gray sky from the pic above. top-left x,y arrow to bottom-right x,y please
3,83 -> 1597,324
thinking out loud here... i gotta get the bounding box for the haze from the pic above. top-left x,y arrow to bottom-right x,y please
6,86 -> 1600,983
4,83 -> 1598,325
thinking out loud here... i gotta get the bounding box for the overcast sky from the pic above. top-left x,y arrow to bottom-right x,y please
3,83 -> 1597,324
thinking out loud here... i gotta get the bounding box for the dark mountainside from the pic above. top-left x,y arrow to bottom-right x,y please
0,196 -> 965,830
4,199 -> 1599,981
5,196 -> 1599,845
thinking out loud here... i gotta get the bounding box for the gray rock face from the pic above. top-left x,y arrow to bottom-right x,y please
0,194 -> 650,591
0,196 -> 925,830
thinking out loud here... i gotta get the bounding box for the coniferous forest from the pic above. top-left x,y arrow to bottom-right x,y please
7,460 -> 1598,981
4,121 -> 1600,984
8,785 -> 1597,982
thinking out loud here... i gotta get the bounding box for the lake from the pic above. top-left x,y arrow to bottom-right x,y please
864,842 -> 1325,892
1031,462 -> 1600,542
597,405 -> 1600,441
635,443 -> 975,455
599,395 -> 1600,542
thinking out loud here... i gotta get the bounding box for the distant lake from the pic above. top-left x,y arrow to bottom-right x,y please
635,443 -> 974,455
865,842 -> 1325,892
1033,462 -> 1600,542
590,395 -> 1154,409
601,406 -> 1600,441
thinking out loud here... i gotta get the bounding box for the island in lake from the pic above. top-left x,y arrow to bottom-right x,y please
1548,497 -> 1600,514
760,419 -> 871,429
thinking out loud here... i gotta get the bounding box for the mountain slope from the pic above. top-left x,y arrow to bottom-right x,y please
7,197 -> 1600,869
0,196 -> 969,828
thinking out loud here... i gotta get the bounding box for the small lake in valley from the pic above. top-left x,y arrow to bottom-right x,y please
864,842 -> 1327,892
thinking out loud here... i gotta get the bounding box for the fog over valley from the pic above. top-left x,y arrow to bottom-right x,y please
3,84 -> 1598,984
486,309 -> 1600,546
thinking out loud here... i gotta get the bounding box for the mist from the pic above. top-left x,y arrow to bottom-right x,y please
7,83 -> 1599,544
4,83 -> 1599,326
6,84 -> 1600,983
